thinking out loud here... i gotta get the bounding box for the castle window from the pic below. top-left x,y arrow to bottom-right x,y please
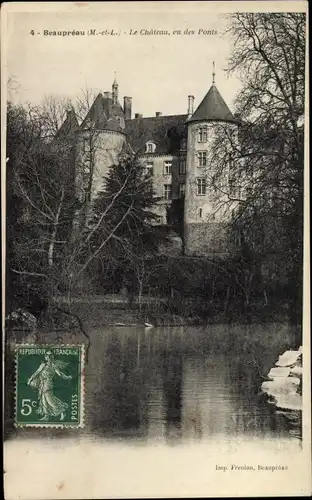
179,157 -> 186,174
82,137 -> 90,154
179,183 -> 186,198
199,208 -> 203,219
230,128 -> 237,143
145,161 -> 154,177
116,116 -> 125,128
20,204 -> 32,223
267,190 -> 276,208
245,186 -> 253,199
228,154 -> 235,176
163,161 -> 172,175
83,163 -> 91,175
198,127 -> 208,143
196,178 -> 206,196
155,215 -> 163,224
229,179 -> 240,198
180,138 -> 187,150
197,151 -> 207,167
146,141 -> 156,153
163,184 -> 172,200
83,187 -> 89,202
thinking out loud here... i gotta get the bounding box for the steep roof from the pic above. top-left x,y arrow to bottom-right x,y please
125,114 -> 187,155
80,93 -> 124,131
188,84 -> 236,124
54,109 -> 79,140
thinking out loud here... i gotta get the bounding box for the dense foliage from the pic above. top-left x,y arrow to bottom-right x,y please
209,13 -> 306,323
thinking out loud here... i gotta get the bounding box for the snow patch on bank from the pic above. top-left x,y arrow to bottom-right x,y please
261,346 -> 302,412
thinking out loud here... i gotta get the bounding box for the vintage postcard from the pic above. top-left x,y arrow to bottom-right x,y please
2,1 -> 311,498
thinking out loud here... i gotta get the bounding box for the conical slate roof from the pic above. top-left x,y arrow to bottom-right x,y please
53,109 -> 79,141
188,84 -> 236,124
80,93 -> 125,130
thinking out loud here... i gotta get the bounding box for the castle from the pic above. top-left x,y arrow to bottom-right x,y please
57,68 -> 239,256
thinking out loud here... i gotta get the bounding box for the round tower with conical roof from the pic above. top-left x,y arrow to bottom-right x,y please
73,76 -> 130,233
184,64 -> 238,256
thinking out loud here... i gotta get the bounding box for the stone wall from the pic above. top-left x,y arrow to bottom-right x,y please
184,222 -> 231,257
75,129 -> 126,203
140,154 -> 185,225
184,119 -> 238,256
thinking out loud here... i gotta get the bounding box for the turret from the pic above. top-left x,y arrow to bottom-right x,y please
184,62 -> 238,256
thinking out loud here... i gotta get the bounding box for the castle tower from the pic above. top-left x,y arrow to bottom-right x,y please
184,63 -> 238,256
73,90 -> 127,233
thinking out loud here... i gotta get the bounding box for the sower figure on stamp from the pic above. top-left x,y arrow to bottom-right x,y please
27,351 -> 72,421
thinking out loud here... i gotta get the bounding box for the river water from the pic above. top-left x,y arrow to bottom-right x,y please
81,323 -> 300,443
5,323 -> 305,498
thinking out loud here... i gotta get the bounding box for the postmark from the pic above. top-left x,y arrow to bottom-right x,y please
14,344 -> 85,428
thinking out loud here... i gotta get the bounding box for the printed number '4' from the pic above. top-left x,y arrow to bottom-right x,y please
21,399 -> 36,416
30,30 -> 35,36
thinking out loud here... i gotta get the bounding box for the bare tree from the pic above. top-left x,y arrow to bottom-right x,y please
210,13 -> 305,219
40,95 -> 73,139
207,13 -> 305,294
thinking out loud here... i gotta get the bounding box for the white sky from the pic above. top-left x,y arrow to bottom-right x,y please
6,6 -> 242,118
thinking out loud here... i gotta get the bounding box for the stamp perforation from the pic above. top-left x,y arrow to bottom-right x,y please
14,343 -> 85,429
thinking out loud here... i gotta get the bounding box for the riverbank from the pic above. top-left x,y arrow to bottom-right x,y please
5,294 -> 299,335
36,294 -> 294,330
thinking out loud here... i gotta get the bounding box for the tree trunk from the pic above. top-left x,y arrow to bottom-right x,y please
48,188 -> 64,268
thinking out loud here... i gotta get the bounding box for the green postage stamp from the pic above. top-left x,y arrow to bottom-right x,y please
14,344 -> 85,428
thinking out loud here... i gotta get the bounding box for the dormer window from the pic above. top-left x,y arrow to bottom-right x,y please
146,141 -> 156,154
116,116 -> 125,129
198,126 -> 208,143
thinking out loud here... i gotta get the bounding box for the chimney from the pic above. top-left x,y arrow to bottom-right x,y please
187,95 -> 195,118
135,113 -> 143,119
233,112 -> 242,124
124,96 -> 132,120
103,91 -> 112,99
156,112 -> 162,117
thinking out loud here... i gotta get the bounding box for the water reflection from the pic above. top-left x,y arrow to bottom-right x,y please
85,324 -> 300,444
161,350 -> 183,442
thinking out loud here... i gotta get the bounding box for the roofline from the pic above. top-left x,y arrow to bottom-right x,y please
75,128 -> 126,135
187,117 -> 239,125
126,114 -> 187,122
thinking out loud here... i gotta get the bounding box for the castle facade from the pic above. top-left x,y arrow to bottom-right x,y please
57,73 -> 238,256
